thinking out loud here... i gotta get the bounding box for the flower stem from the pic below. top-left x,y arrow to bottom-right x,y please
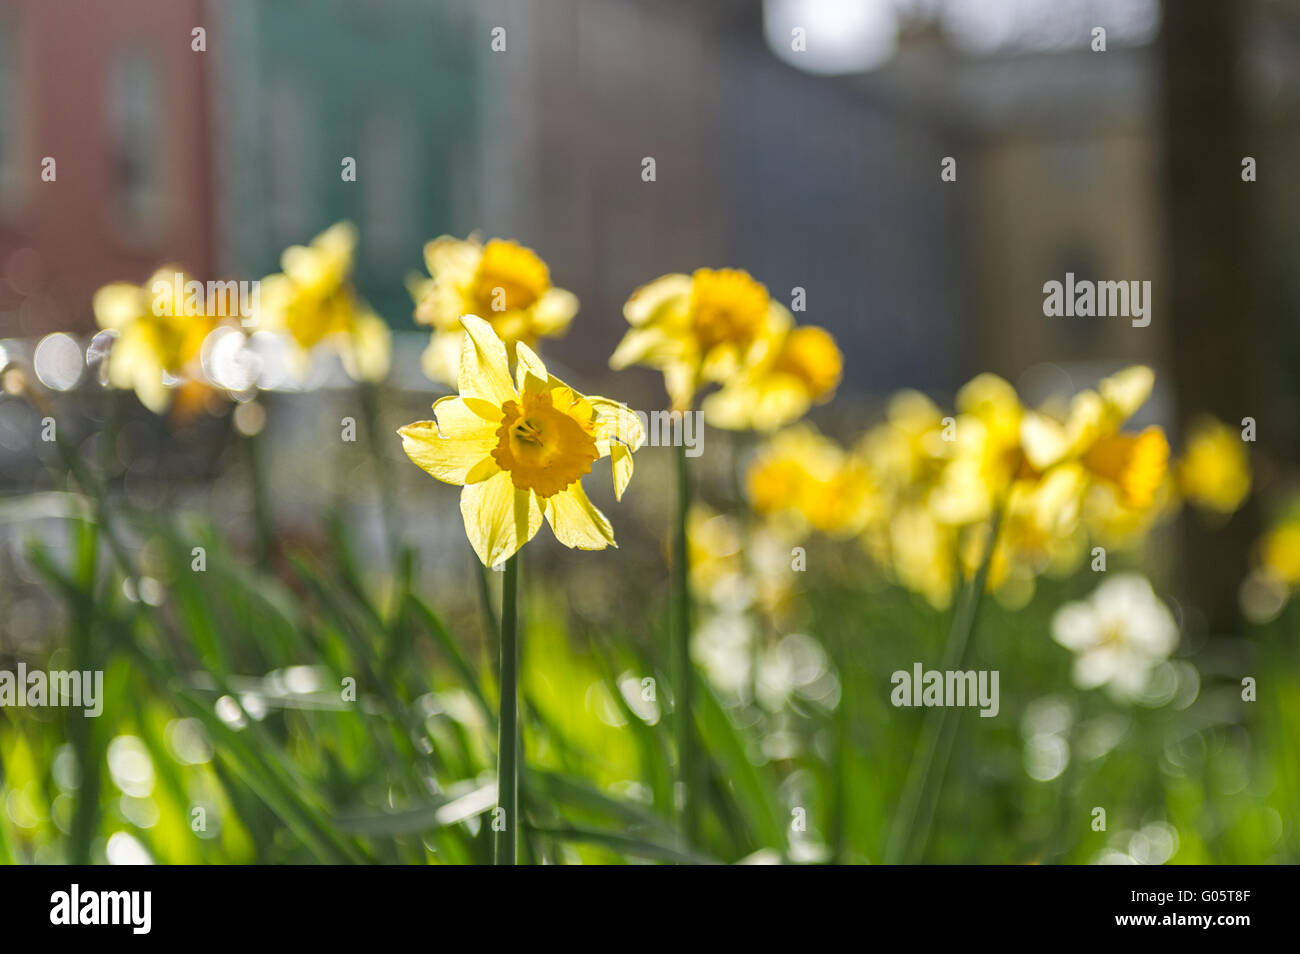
886,505 -> 1003,863
673,440 -> 698,845
245,425 -> 274,570
494,553 -> 520,865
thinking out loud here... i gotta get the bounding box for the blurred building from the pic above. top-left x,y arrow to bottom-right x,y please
207,0 -> 479,327
0,0 -> 217,336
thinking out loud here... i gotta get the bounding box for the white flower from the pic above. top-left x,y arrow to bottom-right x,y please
1051,574 -> 1178,702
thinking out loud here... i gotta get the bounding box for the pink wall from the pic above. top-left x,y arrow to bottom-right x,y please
0,0 -> 215,335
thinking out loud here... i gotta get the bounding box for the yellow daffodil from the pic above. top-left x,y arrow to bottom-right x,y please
857,389 -> 950,497
885,504 -> 959,610
1177,416 -> 1251,514
1261,519 -> 1300,586
1020,365 -> 1169,510
848,368 -> 1173,608
409,235 -> 578,386
702,324 -> 843,431
746,424 -> 878,538
261,222 -> 391,382
611,267 -> 788,411
687,503 -> 799,619
399,314 -> 644,566
92,267 -> 222,414
928,373 -> 1025,526
687,504 -> 745,601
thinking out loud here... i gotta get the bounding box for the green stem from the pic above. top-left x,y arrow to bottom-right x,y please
886,505 -> 1003,864
673,441 -> 697,845
494,554 -> 520,865
245,424 -> 273,569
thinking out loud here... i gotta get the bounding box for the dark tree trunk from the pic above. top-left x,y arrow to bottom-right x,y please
1160,0 -> 1261,632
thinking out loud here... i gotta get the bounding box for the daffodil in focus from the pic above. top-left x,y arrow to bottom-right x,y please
399,314 -> 644,566
611,268 -> 787,411
703,324 -> 843,431
409,235 -> 578,386
261,222 -> 391,382
93,267 -> 223,414
1177,416 -> 1251,515
1051,574 -> 1178,702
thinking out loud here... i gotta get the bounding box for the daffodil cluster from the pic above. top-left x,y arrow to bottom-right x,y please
92,266 -> 234,415
91,223 -> 394,417
611,267 -> 842,426
741,366 -> 1251,610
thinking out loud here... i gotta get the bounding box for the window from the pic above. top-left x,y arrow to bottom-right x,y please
0,14 -> 29,219
107,49 -> 165,237
266,76 -> 315,246
361,111 -> 411,268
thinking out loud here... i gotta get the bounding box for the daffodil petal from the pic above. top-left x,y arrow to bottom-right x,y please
339,308 -> 391,383
664,362 -> 697,413
609,327 -> 675,370
93,283 -> 145,331
545,481 -> 616,550
457,314 -> 516,406
461,470 -> 542,566
622,273 -> 692,327
433,395 -> 501,438
532,287 -> 579,334
423,235 -> 481,282
609,443 -> 634,500
420,330 -> 464,387
398,421 -> 496,486
514,340 -> 550,392
1021,410 -> 1071,471
589,396 -> 645,451
1099,365 -> 1154,419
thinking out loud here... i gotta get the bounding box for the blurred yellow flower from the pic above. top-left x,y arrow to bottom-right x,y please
1261,519 -> 1300,586
928,373 -> 1025,526
848,367 -> 1173,608
611,268 -> 787,411
746,424 -> 877,538
261,222 -> 391,382
687,504 -> 746,605
703,324 -> 843,431
858,389 -> 950,496
399,315 -> 644,566
1021,366 -> 1168,510
93,267 -> 222,414
887,503 -> 959,609
1177,416 -> 1251,514
409,235 -> 578,386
